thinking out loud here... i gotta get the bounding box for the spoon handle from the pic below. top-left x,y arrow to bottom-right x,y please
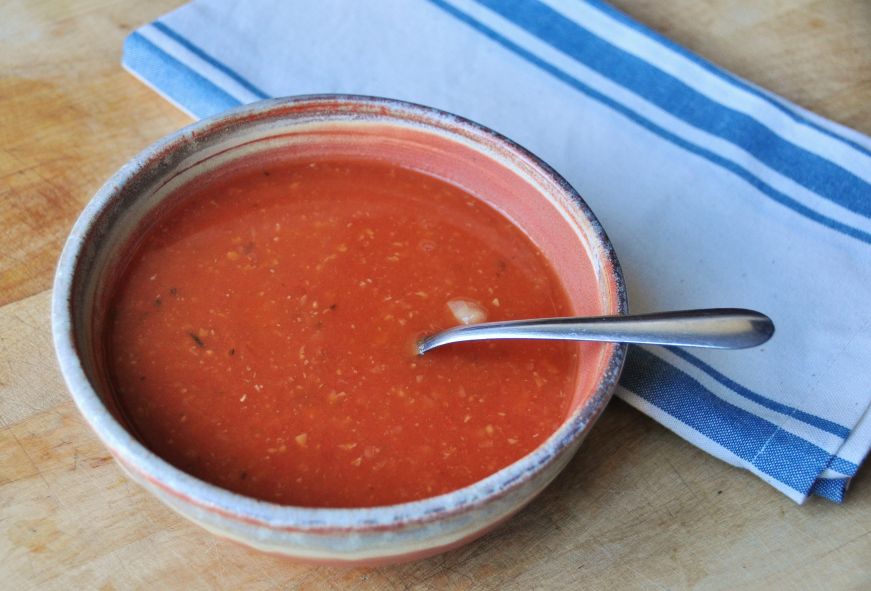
418,308 -> 774,354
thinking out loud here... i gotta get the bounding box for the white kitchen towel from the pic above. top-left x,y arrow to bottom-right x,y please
122,0 -> 871,503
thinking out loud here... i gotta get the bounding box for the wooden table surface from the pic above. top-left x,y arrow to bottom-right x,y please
2,1 -> 869,589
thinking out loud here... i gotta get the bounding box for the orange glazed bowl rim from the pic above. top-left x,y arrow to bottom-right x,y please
52,95 -> 627,562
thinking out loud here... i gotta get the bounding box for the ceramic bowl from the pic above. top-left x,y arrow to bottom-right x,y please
52,95 -> 627,565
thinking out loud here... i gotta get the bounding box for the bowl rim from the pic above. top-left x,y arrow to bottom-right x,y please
52,94 -> 628,533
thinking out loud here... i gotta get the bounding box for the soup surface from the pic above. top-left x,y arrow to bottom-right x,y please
107,157 -> 580,507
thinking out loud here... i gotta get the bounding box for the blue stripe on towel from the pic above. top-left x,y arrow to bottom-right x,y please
829,456 -> 859,476
809,477 -> 849,502
667,347 -> 851,438
152,21 -> 270,100
123,32 -> 241,118
475,0 -> 871,219
621,347 -> 835,497
584,0 -> 871,158
428,0 -> 871,245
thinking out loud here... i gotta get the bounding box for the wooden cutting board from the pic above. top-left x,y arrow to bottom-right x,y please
2,1 -> 869,589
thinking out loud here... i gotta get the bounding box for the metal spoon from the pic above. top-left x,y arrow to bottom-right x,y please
418,308 -> 774,355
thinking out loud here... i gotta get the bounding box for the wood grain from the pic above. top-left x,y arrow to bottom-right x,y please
1,1 -> 869,590
0,0 -> 191,308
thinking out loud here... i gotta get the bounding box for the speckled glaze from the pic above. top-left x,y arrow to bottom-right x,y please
52,95 -> 628,565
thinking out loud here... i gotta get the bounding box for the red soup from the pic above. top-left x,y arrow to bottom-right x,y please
107,157 -> 581,508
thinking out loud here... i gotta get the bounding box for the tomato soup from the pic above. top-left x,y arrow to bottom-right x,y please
106,158 -> 580,507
